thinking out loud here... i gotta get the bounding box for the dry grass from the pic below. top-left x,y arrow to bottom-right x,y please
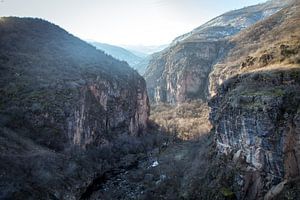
150,100 -> 212,140
209,2 -> 300,96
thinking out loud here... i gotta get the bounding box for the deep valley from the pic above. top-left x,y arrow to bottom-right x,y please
0,0 -> 300,200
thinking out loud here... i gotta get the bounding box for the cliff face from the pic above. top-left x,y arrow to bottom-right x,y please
209,1 -> 300,199
0,17 -> 149,149
67,74 -> 149,149
210,69 -> 300,199
145,41 -> 226,104
0,17 -> 149,199
144,0 -> 289,104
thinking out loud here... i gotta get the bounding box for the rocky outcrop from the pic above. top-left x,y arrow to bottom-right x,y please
144,0 -> 289,104
0,17 -> 149,199
145,41 -> 226,104
210,68 -> 300,199
67,75 -> 149,149
209,1 -> 300,199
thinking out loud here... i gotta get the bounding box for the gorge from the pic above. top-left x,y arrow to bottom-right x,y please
0,0 -> 300,199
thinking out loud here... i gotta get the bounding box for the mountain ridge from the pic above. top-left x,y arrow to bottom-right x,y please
90,41 -> 143,66
144,0 -> 292,104
0,16 -> 150,199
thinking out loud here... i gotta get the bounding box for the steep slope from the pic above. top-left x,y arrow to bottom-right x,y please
209,1 -> 300,199
0,17 -> 149,199
144,0 -> 291,104
90,42 -> 143,70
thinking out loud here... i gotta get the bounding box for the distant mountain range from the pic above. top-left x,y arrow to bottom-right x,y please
121,44 -> 168,56
89,42 -> 143,66
89,41 -> 166,75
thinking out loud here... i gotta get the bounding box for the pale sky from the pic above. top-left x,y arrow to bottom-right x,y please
0,0 -> 267,46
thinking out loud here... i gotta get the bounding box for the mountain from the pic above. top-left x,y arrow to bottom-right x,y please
89,42 -> 168,76
123,44 -> 168,56
131,54 -> 156,75
90,41 -> 143,67
144,0 -> 291,104
0,17 -> 149,199
120,44 -> 169,76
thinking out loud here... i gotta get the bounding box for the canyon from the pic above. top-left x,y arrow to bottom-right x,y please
0,0 -> 300,199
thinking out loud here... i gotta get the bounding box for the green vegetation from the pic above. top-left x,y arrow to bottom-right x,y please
240,88 -> 285,97
290,70 -> 300,79
220,187 -> 235,198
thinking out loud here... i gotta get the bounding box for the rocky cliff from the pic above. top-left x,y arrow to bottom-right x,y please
144,0 -> 300,199
0,17 -> 149,199
209,1 -> 300,199
144,0 -> 291,104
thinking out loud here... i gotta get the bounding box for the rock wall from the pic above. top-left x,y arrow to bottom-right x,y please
0,17 -> 150,150
144,0 -> 287,104
145,41 -> 225,104
208,1 -> 300,199
209,68 -> 300,199
67,75 -> 149,149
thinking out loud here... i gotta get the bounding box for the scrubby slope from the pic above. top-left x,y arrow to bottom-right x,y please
0,17 -> 149,199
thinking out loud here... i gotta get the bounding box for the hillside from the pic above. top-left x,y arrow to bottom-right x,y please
0,17 -> 150,199
90,42 -> 144,71
144,0 -> 291,104
143,0 -> 291,141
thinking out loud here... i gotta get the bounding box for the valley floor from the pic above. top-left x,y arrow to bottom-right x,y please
87,139 -> 213,200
